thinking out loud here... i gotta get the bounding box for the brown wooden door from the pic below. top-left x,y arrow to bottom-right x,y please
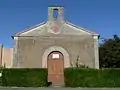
47,51 -> 64,86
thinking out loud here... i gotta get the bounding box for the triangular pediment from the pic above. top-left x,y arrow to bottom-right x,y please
14,21 -> 98,37
13,6 -> 99,37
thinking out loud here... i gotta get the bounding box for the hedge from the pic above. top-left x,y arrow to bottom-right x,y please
0,68 -> 120,87
64,68 -> 120,87
1,68 -> 47,87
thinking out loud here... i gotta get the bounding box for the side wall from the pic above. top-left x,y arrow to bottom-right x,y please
2,48 -> 13,68
0,44 -> 2,67
0,44 -> 13,68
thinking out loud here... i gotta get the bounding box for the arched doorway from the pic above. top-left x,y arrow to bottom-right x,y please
47,51 -> 64,86
42,46 -> 70,68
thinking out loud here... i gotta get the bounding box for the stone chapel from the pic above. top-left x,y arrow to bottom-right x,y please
0,6 -> 99,69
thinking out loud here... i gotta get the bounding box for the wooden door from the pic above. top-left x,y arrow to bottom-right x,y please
47,51 -> 64,86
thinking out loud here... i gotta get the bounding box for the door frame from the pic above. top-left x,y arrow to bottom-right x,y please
42,46 -> 70,68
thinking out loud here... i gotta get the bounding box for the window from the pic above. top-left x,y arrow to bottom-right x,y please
52,54 -> 59,59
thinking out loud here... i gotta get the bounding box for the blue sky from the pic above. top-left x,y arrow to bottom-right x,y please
0,0 -> 120,47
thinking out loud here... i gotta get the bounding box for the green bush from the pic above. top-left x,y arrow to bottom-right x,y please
64,68 -> 120,87
1,68 -> 120,87
0,68 -> 3,86
1,68 -> 47,87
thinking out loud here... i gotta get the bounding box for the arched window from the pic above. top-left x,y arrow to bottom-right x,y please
53,9 -> 59,18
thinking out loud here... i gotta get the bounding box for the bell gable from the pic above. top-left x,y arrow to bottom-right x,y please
13,6 -> 98,37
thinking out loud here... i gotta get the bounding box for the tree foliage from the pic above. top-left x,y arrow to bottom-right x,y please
99,35 -> 120,68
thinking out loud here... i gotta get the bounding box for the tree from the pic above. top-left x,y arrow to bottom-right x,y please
99,35 -> 120,68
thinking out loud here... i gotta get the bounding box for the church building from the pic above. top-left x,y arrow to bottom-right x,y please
0,6 -> 99,69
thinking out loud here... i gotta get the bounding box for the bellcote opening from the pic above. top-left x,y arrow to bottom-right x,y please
53,9 -> 59,18
48,6 -> 64,22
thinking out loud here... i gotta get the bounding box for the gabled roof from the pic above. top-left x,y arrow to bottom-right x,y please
13,20 -> 98,37
13,21 -> 47,37
65,21 -> 98,36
